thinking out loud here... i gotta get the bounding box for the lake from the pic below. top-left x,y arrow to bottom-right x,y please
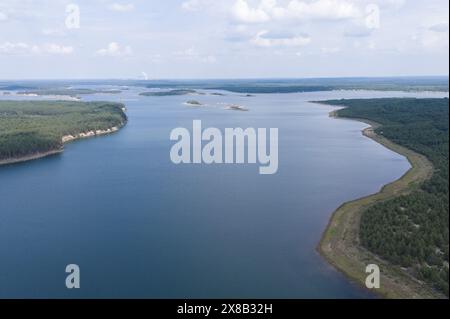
0,85 -> 446,298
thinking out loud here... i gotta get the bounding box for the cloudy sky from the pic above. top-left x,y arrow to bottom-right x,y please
0,0 -> 448,79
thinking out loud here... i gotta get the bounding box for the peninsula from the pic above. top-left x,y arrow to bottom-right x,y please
316,98 -> 449,298
0,100 -> 127,166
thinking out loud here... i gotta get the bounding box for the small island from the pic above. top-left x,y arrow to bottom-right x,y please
140,89 -> 197,97
185,100 -> 203,106
225,104 -> 249,111
0,100 -> 127,166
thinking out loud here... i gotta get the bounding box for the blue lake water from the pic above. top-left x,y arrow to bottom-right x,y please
0,86 -> 447,298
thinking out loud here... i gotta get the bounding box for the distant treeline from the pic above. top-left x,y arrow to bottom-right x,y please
142,77 -> 449,94
206,83 -> 449,94
17,88 -> 122,96
139,89 -> 196,96
321,98 -> 449,296
0,101 -> 127,161
2,78 -> 448,95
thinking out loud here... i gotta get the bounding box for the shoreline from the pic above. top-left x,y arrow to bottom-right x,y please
317,106 -> 444,298
0,122 -> 125,167
0,149 -> 64,166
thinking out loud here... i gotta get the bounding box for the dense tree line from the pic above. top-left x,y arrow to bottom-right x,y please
321,98 -> 449,296
0,101 -> 127,161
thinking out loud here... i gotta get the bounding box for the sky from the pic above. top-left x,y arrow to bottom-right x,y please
0,0 -> 448,79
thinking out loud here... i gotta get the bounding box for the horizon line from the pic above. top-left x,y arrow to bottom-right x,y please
0,75 -> 449,82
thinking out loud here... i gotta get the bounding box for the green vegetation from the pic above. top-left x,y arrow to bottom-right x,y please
231,77 -> 448,93
320,98 -> 449,296
209,84 -> 449,94
0,101 -> 127,162
18,88 -> 122,97
141,77 -> 448,94
211,85 -> 335,93
186,100 -> 202,106
226,104 -> 249,111
0,85 -> 38,91
139,89 -> 197,96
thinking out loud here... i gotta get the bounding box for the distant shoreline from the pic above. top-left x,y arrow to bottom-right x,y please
316,104 -> 444,299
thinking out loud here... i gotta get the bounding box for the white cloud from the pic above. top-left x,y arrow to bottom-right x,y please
378,0 -> 406,10
287,0 -> 362,20
43,44 -> 74,55
95,42 -> 133,57
108,3 -> 135,12
42,28 -> 67,37
367,40 -> 376,50
181,0 -> 225,13
232,0 -> 363,23
0,11 -> 8,21
202,55 -> 217,63
0,0 -> 448,78
251,30 -> 311,47
0,42 -> 73,55
429,22 -> 449,33
419,32 -> 449,51
321,47 -> 340,54
410,26 -> 449,53
147,53 -> 163,64
173,47 -> 217,63
173,47 -> 198,57
232,0 -> 270,23
0,42 -> 33,55
181,0 -> 204,11
344,26 -> 374,37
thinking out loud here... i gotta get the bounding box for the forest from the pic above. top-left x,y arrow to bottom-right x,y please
0,101 -> 127,161
143,77 -> 449,93
320,98 -> 449,296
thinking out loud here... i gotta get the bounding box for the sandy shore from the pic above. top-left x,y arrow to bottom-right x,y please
317,106 -> 445,299
61,126 -> 120,143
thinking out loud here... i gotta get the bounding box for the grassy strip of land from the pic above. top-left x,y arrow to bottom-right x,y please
0,100 -> 127,166
316,99 -> 448,299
